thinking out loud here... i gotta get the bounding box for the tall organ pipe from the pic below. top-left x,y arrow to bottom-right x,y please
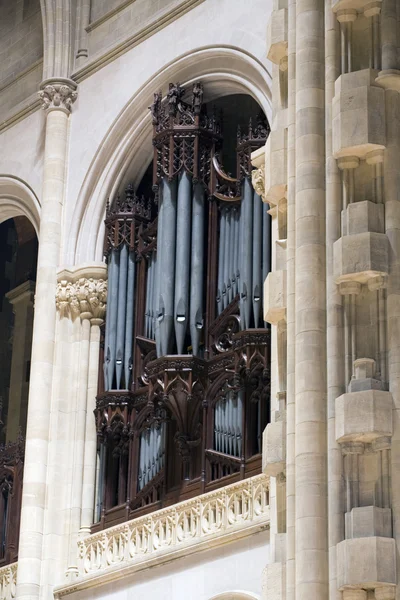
174,172 -> 192,354
124,250 -> 136,389
190,182 -> 205,356
115,243 -> 128,389
147,255 -> 154,340
217,208 -> 226,315
224,208 -> 232,307
159,178 -> 177,356
155,182 -> 165,357
104,248 -> 120,390
144,255 -> 151,338
229,208 -> 235,304
232,208 -> 239,297
240,178 -> 253,329
252,192 -> 263,327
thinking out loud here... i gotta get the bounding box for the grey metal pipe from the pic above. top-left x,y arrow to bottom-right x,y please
190,182 -> 205,356
252,192 -> 263,327
217,207 -> 226,314
159,177 -> 177,355
104,248 -> 120,390
262,205 -> 271,283
224,208 -> 232,307
115,243 -> 128,389
237,389 -> 243,456
174,172 -> 192,354
241,178 -> 253,329
229,208 -> 235,304
235,205 -> 241,296
232,207 -> 239,297
144,254 -> 151,338
124,250 -> 136,389
155,181 -> 165,357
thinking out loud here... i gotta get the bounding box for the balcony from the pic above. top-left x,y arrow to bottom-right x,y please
54,474 -> 269,596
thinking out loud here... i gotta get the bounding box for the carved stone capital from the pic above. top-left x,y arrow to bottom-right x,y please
251,166 -> 265,200
39,78 -> 78,114
56,263 -> 107,323
56,277 -> 107,322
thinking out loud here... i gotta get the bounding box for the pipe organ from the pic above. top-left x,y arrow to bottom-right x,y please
94,83 -> 271,532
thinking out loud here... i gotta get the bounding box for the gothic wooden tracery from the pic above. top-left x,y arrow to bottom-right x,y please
94,83 -> 271,532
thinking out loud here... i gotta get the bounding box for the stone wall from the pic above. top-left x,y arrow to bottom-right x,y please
0,0 -> 43,88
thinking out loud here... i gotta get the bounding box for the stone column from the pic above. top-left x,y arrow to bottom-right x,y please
295,0 -> 328,598
55,269 -> 107,576
325,2 -> 344,600
376,61 -> 400,600
16,80 -> 77,600
5,281 -> 35,442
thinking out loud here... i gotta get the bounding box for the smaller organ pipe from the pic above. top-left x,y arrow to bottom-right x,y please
155,182 -> 165,357
144,255 -> 151,338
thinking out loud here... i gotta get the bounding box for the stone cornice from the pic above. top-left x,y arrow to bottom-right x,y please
39,78 -> 78,114
56,264 -> 107,322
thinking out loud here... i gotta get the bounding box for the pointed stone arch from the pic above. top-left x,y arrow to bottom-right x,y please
0,176 -> 41,234
66,45 -> 272,265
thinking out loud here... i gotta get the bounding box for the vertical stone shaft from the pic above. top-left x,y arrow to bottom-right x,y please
81,320 -> 102,533
295,0 -> 328,597
383,86 -> 400,600
16,107 -> 70,600
381,0 -> 398,71
286,0 -> 296,596
325,2 -> 344,600
67,316 -> 91,572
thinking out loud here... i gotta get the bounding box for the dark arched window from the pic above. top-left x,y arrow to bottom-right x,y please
94,83 -> 271,531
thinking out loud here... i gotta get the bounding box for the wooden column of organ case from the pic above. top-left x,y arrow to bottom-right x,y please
93,83 -> 271,531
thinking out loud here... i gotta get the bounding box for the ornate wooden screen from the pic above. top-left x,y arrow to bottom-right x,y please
94,83 -> 271,531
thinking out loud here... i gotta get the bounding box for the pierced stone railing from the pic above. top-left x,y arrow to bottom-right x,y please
78,474 -> 269,578
0,563 -> 17,600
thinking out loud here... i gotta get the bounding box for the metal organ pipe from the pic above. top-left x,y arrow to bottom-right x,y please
252,191 -> 263,327
155,181 -> 165,357
115,243 -> 128,389
240,178 -> 254,330
233,207 -> 240,297
174,172 -> 192,354
159,178 -> 177,356
104,248 -> 120,390
224,207 -> 231,309
217,207 -> 226,315
190,182 -> 205,356
124,250 -> 136,389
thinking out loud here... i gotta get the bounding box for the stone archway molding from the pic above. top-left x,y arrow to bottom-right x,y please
67,45 -> 272,265
0,175 -> 41,235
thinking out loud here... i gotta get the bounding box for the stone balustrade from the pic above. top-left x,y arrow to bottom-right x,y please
0,563 -> 17,600
74,474 -> 269,583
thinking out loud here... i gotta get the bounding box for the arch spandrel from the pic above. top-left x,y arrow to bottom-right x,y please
67,46 -> 272,265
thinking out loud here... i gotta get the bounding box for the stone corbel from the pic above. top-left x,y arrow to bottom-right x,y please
56,264 -> 107,323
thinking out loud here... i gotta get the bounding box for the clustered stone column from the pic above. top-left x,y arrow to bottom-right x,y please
55,268 -> 107,576
254,0 -> 400,598
16,79 -> 77,600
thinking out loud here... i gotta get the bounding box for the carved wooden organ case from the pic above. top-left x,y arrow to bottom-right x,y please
94,83 -> 271,531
